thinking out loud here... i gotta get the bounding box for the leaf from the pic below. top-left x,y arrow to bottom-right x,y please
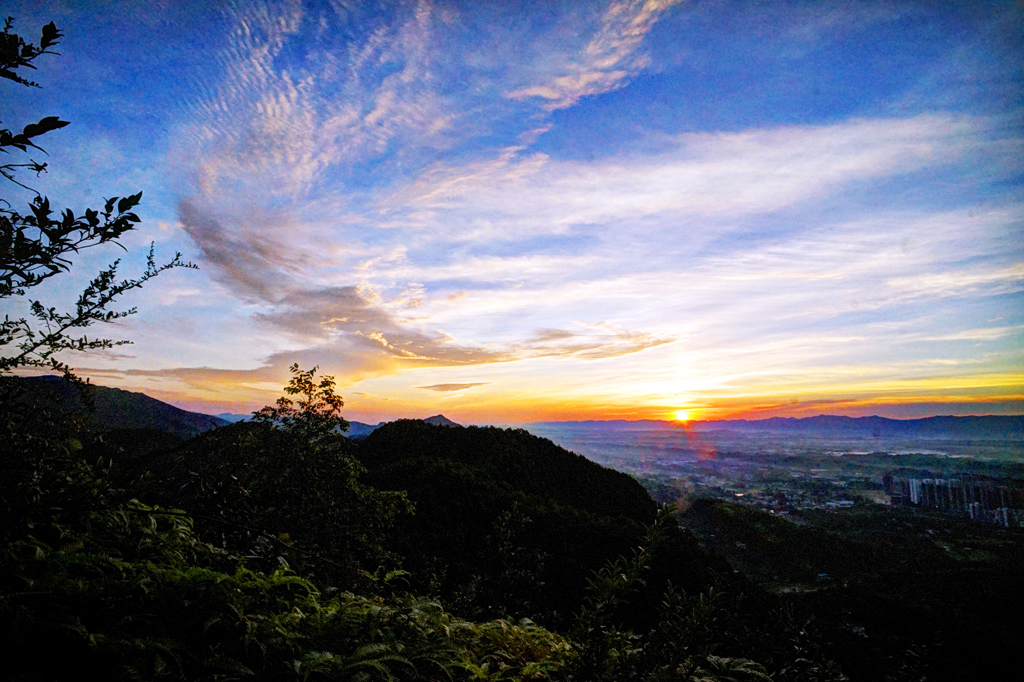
22,116 -> 69,139
116,192 -> 142,214
39,22 -> 62,51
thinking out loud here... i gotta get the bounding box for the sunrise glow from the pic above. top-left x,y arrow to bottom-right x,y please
6,0 -> 1021,424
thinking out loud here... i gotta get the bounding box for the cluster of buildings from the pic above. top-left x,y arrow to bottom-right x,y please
699,482 -> 859,515
883,473 -> 1024,527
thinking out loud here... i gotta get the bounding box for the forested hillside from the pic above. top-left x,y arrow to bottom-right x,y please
16,375 -> 228,436
8,366 -> 1019,680
356,420 -> 721,625
2,367 -> 787,681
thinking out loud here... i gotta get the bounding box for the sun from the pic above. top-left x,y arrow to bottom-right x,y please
673,409 -> 691,422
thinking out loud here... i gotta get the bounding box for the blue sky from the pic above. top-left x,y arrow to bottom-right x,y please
4,0 -> 1022,423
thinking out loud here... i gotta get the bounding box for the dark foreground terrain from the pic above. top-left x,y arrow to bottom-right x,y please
681,499 -> 1024,681
3,377 -> 1020,680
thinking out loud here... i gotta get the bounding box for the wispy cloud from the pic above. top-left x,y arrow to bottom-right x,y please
385,114 -> 991,243
177,200 -> 307,300
517,323 -> 675,359
186,0 -> 455,200
419,383 -> 489,392
916,326 -> 1024,342
507,0 -> 685,110
885,263 -> 1024,302
250,284 -> 506,374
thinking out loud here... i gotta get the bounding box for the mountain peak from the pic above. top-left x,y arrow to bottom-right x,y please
423,414 -> 459,427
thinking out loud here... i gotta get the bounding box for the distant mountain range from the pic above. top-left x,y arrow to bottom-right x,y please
15,378 -> 464,439
212,412 -> 458,437
13,376 -> 1022,442
699,415 -> 1024,439
528,415 -> 1024,441
214,412 -> 250,423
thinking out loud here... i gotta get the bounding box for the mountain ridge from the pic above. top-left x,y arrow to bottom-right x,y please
15,376 -> 228,438
528,414 -> 1024,440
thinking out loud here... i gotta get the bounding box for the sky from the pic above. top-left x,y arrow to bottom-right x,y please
3,0 -> 1022,424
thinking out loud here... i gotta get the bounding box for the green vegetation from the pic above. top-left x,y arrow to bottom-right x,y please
356,419 -> 720,625
682,499 -> 870,584
2,364 -> 786,680
151,364 -> 412,590
680,498 -> 1024,681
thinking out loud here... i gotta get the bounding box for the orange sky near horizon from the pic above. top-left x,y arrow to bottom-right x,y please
124,369 -> 1024,425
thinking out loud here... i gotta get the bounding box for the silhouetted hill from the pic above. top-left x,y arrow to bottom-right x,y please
423,414 -> 459,427
357,419 -> 720,624
362,419 -> 655,521
681,499 -> 877,583
346,420 -> 385,438
16,376 -> 228,437
346,415 -> 458,438
680,499 -> 1024,681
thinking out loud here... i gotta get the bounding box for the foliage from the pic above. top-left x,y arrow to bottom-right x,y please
568,505 -> 772,682
302,595 -> 576,682
0,362 -> 561,682
253,363 -> 349,442
2,243 -> 195,377
1,17 -> 64,187
468,503 -> 548,621
0,371 -> 567,681
361,420 -> 657,522
158,366 -> 411,589
0,23 -> 201,670
0,390 -> 112,547
2,490 -> 578,681
0,446 -> 577,682
0,17 -> 194,379
682,498 -> 871,583
0,16 -> 58,84
678,498 -> 1024,681
357,419 -> 699,625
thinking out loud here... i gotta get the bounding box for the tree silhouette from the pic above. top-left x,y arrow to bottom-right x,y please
252,362 -> 350,441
